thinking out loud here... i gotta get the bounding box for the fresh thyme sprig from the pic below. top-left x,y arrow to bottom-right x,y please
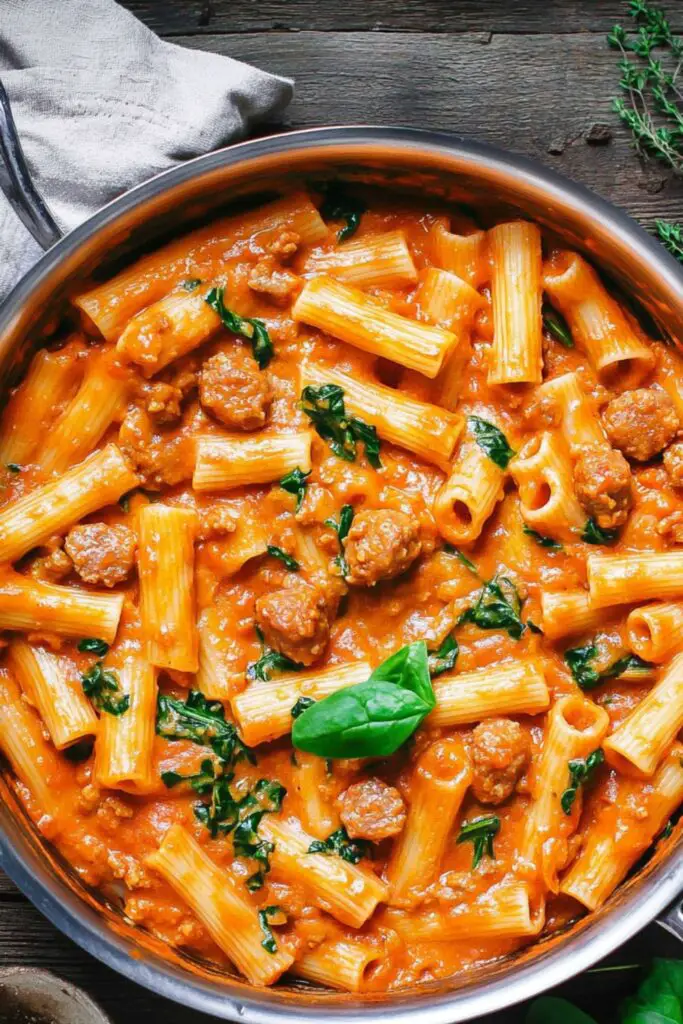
608,1 -> 683,174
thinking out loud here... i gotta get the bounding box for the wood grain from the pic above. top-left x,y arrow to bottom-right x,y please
124,0 -> 683,36
171,29 -> 683,228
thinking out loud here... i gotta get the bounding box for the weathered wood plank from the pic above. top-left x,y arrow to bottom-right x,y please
123,0 -> 683,36
170,30 -> 683,228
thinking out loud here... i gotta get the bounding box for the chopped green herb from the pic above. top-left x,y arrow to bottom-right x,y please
77,638 -> 110,657
459,575 -> 526,640
428,634 -> 459,677
205,286 -> 273,369
81,662 -> 129,717
565,646 -> 653,691
582,517 -> 618,545
6,463 -> 21,473
656,219 -> 683,263
325,503 -> 355,576
468,416 -> 515,470
280,467 -> 311,512
527,619 -> 544,635
301,384 -> 381,468
292,641 -> 435,759
248,625 -> 302,682
162,758 -> 217,793
266,545 -> 300,571
542,302 -> 573,347
560,749 -> 605,814
308,826 -> 371,864
522,524 -> 563,550
443,544 -> 479,575
156,690 -> 254,766
457,815 -> 500,869
181,277 -> 202,291
291,696 -> 316,719
234,809 -> 275,888
258,906 -> 286,954
320,182 -> 366,241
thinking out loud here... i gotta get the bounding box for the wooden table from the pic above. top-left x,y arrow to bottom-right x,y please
3,1 -> 683,1021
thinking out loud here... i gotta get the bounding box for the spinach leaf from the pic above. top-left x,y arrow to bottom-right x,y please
156,690 -> 254,765
542,302 -> 574,348
205,286 -> 273,368
320,183 -> 366,241
301,384 -> 381,468
308,826 -> 371,864
234,809 -> 276,890
582,517 -> 619,545
78,638 -> 110,657
258,906 -> 286,954
248,625 -> 303,682
292,641 -> 434,758
428,634 -> 459,677
457,815 -> 500,869
459,575 -> 526,640
291,696 -> 316,719
525,997 -> 596,1024
561,749 -> 605,814
522,524 -> 563,550
325,503 -> 354,576
6,463 -> 21,473
280,467 -> 311,512
443,544 -> 479,575
468,416 -> 515,469
81,662 -> 129,717
267,545 -> 300,571
565,646 -> 652,691
161,757 -> 216,793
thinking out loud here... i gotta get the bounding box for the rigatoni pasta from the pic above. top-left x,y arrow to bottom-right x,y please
488,221 -> 543,385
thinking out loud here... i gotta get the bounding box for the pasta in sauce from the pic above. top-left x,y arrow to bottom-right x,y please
1,185 -> 683,992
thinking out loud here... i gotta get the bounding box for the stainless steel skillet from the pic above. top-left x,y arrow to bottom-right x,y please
1,79 -> 683,1023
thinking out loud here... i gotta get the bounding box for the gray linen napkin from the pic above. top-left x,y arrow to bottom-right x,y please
0,0 -> 293,301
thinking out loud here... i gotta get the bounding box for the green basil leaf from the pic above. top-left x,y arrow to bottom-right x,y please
301,384 -> 381,468
205,286 -> 273,368
522,524 -> 563,550
369,639 -> 434,708
280,467 -> 311,512
457,815 -> 500,869
292,678 -> 430,759
565,646 -> 653,691
459,575 -> 525,640
81,662 -> 129,717
468,415 -> 515,469
428,634 -> 459,677
258,905 -> 285,954
308,826 -> 371,864
78,638 -> 110,657
325,504 -> 355,576
542,302 -> 574,348
560,748 -> 604,814
621,958 -> 683,1024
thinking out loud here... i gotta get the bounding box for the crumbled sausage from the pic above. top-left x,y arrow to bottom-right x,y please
343,509 -> 422,586
118,406 -> 194,488
337,777 -> 407,841
197,504 -> 239,541
602,388 -> 679,462
266,231 -> 300,260
142,381 -> 184,425
572,444 -> 632,530
247,257 -> 300,304
29,546 -> 73,583
470,718 -> 530,805
664,440 -> 683,488
255,576 -> 332,666
198,349 -> 273,430
658,510 -> 683,544
65,523 -> 136,587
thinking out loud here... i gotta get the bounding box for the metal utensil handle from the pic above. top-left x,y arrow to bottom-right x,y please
658,895 -> 683,942
0,79 -> 62,250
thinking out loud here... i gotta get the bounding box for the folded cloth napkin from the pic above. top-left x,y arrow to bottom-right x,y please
0,0 -> 293,301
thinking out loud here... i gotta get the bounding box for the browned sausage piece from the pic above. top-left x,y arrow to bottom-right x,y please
343,509 -> 422,587
198,349 -> 273,430
247,257 -> 300,305
119,407 -> 194,488
337,777 -> 407,841
65,523 -> 137,588
255,577 -> 332,666
664,440 -> 683,488
265,230 -> 300,260
143,381 -> 183,425
602,388 -> 679,462
572,444 -> 632,530
470,718 -> 530,805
